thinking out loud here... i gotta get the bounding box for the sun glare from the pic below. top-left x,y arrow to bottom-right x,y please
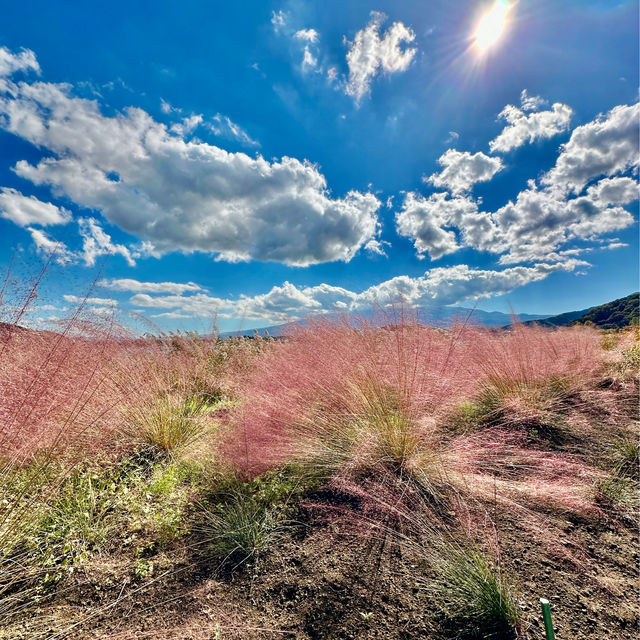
474,0 -> 510,51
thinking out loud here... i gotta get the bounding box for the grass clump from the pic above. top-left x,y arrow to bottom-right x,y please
200,490 -> 289,569
449,376 -> 574,442
430,544 -> 521,640
123,393 -> 222,456
199,467 -> 309,570
595,436 -> 639,510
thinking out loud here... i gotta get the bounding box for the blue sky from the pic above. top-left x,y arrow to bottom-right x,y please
0,0 -> 638,332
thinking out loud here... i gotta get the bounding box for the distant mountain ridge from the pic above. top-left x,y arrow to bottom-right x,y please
522,292 -> 639,330
220,305 -> 549,338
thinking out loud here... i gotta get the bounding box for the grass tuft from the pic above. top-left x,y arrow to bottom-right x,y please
200,489 -> 290,569
430,543 -> 521,640
123,393 -> 219,456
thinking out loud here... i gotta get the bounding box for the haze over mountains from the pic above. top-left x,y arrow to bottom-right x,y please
221,293 -> 639,337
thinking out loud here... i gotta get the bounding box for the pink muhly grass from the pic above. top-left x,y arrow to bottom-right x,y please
467,323 -> 602,392
0,318 -> 128,462
223,316 -> 476,477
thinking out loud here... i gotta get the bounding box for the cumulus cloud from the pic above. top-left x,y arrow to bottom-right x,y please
400,173 -> 636,266
345,11 -> 417,103
99,278 -> 204,295
364,238 -> 390,256
0,187 -> 70,226
168,114 -> 203,137
127,261 -> 583,324
399,98 -> 638,264
78,217 -> 135,267
0,46 -> 39,77
489,101 -> 573,153
23,216 -> 137,267
542,102 -> 639,194
427,149 -> 503,194
395,192 -> 462,260
0,47 -> 381,266
295,29 -> 318,43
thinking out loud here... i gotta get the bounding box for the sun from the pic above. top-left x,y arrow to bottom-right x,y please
474,0 -> 511,51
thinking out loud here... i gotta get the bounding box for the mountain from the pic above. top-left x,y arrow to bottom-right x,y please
569,292 -> 639,329
521,307 -> 592,328
220,306 -> 549,338
522,292 -> 639,330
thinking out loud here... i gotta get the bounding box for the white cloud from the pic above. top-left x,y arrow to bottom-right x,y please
271,10 -> 287,30
0,47 -> 381,266
427,149 -> 503,194
63,294 -> 117,306
0,47 -> 39,77
169,114 -> 203,137
99,278 -> 203,295
23,216 -> 137,267
26,227 -> 75,265
543,102 -> 640,194
78,217 -> 135,267
364,238 -> 390,256
160,99 -> 179,114
207,114 -> 260,147
445,131 -> 459,144
395,192 -> 462,260
400,99 -> 638,265
345,11 -> 417,103
519,89 -> 547,112
489,102 -> 573,153
492,177 -> 636,264
399,172 -> 637,266
0,187 -> 70,226
127,261 -> 583,324
295,29 -> 318,43
301,46 -> 318,72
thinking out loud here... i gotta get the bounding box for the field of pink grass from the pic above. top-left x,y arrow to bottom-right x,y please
0,287 -> 637,639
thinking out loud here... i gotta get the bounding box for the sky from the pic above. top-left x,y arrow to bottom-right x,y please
0,0 -> 638,333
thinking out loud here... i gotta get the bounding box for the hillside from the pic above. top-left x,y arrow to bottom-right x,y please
570,292 -> 639,329
522,292 -> 639,330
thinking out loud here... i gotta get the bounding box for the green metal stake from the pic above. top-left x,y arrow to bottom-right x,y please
539,598 -> 556,640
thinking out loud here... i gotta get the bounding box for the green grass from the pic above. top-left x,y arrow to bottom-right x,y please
445,376 -> 573,442
200,490 -> 290,568
199,467 -> 314,570
595,435 -> 639,509
0,452 -> 202,616
123,393 -> 227,456
430,544 -> 521,640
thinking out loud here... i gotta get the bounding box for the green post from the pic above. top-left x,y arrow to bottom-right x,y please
539,598 -> 556,640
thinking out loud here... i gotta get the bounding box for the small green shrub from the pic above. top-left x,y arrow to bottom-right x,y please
610,437 -> 639,478
198,467 -> 312,569
595,436 -> 639,509
595,474 -> 637,506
